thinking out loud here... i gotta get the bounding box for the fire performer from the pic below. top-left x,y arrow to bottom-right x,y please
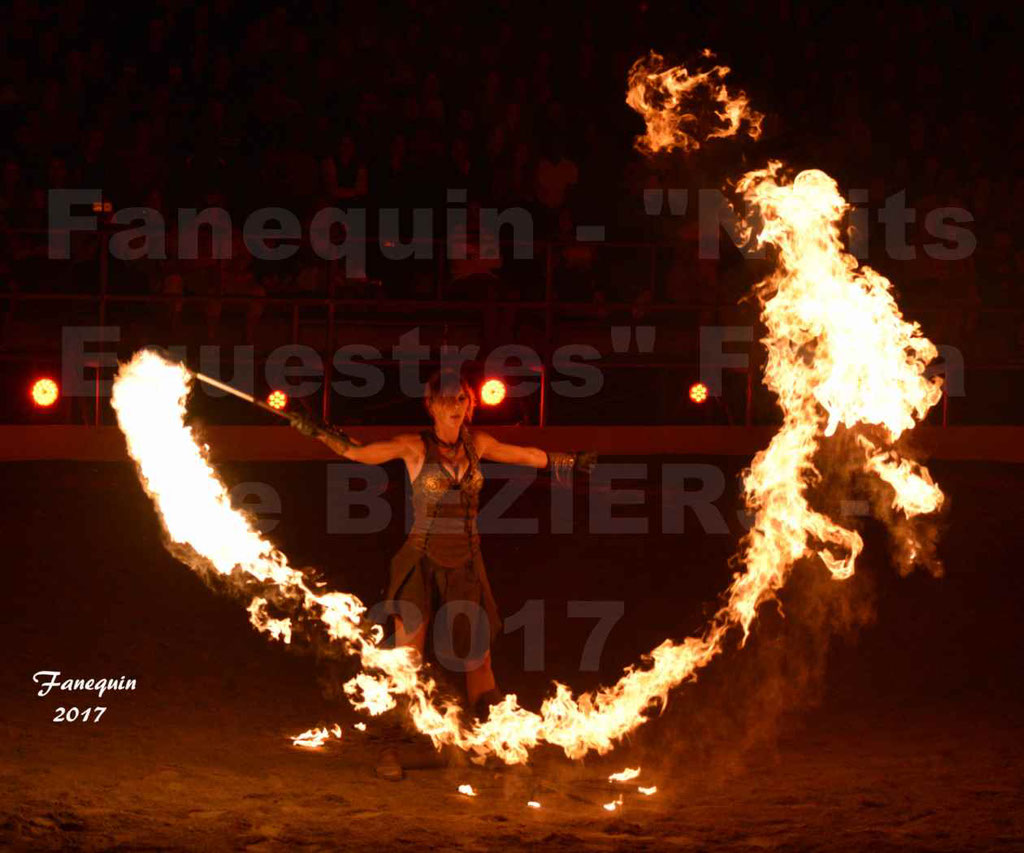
288,371 -> 595,779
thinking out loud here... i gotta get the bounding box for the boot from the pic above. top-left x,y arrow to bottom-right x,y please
375,745 -> 404,781
374,717 -> 406,781
472,688 -> 504,722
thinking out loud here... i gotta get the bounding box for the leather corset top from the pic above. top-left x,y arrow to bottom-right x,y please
407,427 -> 484,566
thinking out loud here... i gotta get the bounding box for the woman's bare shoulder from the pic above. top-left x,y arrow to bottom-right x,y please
471,430 -> 495,450
390,432 -> 426,457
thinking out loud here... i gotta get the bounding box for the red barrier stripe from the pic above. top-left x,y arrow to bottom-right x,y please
1,426 -> 1021,463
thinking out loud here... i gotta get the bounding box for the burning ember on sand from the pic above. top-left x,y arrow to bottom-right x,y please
291,725 -> 342,749
603,796 -> 624,813
112,51 -> 944,769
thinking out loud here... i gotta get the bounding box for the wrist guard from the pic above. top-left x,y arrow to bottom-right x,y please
287,412 -> 322,437
321,423 -> 355,450
548,450 -> 597,487
547,451 -> 577,488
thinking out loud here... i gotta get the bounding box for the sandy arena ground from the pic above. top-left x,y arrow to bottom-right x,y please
3,459 -> 1023,851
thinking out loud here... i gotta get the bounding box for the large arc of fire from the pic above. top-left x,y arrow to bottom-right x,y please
110,56 -> 944,765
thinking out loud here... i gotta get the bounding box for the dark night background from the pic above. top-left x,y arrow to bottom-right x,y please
3,1 -> 1024,850
2,0 -> 1023,426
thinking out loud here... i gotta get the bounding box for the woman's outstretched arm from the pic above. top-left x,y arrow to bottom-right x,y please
319,431 -> 421,465
474,431 -> 550,468
287,412 -> 420,466
475,432 -> 597,486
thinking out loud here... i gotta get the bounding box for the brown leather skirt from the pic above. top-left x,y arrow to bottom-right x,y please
385,540 -> 502,660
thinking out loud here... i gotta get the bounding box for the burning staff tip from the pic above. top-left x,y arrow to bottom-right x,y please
140,345 -> 175,361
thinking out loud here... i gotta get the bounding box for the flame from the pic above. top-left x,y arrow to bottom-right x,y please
111,349 -> 714,764
249,597 -> 293,643
731,163 -> 944,603
626,52 -> 763,153
603,796 -> 624,812
290,725 -> 342,749
527,800 -> 541,809
608,767 -> 641,783
638,785 -> 657,796
353,722 -> 367,732
112,55 -> 943,770
458,784 -> 477,797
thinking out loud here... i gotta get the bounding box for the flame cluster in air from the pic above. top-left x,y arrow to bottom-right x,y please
626,51 -> 763,153
112,52 -> 944,770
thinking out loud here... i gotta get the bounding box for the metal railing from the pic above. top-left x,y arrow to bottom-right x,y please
3,227 -> 1021,427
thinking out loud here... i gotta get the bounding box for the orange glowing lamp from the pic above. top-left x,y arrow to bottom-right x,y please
688,382 -> 709,404
480,378 -> 507,406
31,377 -> 60,408
266,390 -> 288,411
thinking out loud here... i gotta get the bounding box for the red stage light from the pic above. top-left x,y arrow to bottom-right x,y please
266,390 -> 288,411
31,378 -> 60,408
480,379 -> 507,406
688,382 -> 709,404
